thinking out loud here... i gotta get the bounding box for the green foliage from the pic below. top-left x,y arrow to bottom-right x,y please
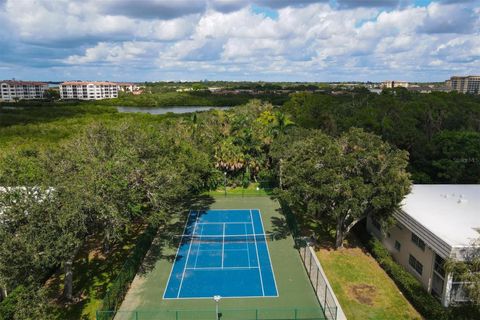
366,237 -> 447,320
0,285 -> 51,320
275,128 -> 411,248
283,91 -> 480,183
97,225 -> 157,319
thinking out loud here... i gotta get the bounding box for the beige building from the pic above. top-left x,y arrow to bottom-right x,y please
367,185 -> 480,307
59,81 -> 119,100
0,80 -> 48,101
118,82 -> 140,92
448,76 -> 480,94
381,80 -> 409,89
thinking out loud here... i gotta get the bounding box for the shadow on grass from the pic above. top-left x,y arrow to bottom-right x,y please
44,224 -> 147,320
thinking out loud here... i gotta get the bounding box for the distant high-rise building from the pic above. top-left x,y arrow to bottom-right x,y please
59,81 -> 119,100
448,76 -> 480,94
0,80 -> 48,102
381,80 -> 409,89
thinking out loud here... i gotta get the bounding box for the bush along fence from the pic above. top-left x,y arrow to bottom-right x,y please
363,234 -> 480,320
280,201 -> 346,320
96,224 -> 158,320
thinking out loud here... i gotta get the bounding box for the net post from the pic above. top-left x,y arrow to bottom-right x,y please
135,311 -> 138,320
294,308 -> 298,320
255,309 -> 258,320
176,310 -> 179,320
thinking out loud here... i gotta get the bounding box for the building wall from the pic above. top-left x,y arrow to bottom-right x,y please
60,82 -> 119,100
366,216 -> 451,306
0,82 -> 48,101
449,76 -> 480,94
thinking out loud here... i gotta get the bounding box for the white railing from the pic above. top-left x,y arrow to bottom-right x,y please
299,245 -> 347,320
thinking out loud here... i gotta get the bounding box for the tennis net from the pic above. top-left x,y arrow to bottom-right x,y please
172,233 -> 276,244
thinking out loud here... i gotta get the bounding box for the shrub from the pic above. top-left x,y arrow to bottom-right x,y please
366,237 -> 447,320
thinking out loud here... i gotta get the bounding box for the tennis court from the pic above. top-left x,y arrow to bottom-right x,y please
114,197 -> 325,320
163,209 -> 278,299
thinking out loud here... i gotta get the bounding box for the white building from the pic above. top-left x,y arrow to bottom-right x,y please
59,81 -> 119,100
367,185 -> 480,307
0,80 -> 48,102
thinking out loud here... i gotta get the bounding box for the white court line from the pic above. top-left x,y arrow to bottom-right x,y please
250,209 -> 265,296
221,223 -> 225,269
196,222 -> 250,225
185,266 -> 259,271
193,223 -> 204,269
177,210 -> 200,298
162,210 -> 192,300
244,223 -> 251,268
256,209 -> 279,295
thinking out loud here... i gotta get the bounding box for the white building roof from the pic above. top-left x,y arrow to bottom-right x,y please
401,185 -> 480,248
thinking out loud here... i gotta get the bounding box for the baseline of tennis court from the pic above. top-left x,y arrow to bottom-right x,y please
163,209 -> 278,299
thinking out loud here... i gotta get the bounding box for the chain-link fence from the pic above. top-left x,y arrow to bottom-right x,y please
299,245 -> 338,320
97,307 -> 326,320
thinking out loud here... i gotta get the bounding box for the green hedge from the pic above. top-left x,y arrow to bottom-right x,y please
96,225 -> 158,320
366,237 -> 447,319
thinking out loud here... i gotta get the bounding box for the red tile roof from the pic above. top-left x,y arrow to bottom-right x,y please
1,80 -> 47,86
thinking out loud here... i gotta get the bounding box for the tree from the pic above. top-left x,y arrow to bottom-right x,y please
445,240 -> 480,306
431,131 -> 480,183
276,128 -> 411,248
43,89 -> 60,101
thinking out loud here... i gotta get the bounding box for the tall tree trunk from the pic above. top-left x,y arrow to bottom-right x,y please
279,159 -> 284,190
335,219 -> 344,249
63,246 -> 80,300
103,227 -> 111,254
63,259 -> 73,300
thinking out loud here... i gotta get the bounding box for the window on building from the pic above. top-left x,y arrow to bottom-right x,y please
395,240 -> 401,251
371,218 -> 381,231
409,254 -> 423,275
434,254 -> 445,277
411,233 -> 426,251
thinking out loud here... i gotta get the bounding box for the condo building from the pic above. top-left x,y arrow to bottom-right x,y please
367,185 -> 480,307
59,81 -> 119,100
0,80 -> 48,102
448,76 -> 480,94
118,82 -> 140,92
381,80 -> 409,89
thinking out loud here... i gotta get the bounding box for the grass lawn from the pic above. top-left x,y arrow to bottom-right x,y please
114,196 -> 322,320
317,236 -> 421,320
204,182 -> 273,197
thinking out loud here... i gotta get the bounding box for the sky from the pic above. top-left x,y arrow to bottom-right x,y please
0,0 -> 479,82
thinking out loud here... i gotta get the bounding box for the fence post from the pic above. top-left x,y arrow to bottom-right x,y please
324,285 -> 328,310
176,310 -> 179,320
294,308 -> 298,320
309,250 -> 313,274
255,309 -> 258,320
315,268 -> 319,294
135,311 -> 138,320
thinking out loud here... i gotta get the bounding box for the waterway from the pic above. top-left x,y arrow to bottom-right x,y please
116,106 -> 232,114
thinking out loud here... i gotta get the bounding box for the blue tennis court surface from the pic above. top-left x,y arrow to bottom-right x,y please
163,209 -> 278,299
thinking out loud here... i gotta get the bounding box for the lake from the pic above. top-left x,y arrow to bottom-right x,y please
116,106 -> 232,114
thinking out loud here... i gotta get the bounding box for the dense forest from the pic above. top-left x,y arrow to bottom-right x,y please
0,89 -> 479,319
283,89 -> 480,184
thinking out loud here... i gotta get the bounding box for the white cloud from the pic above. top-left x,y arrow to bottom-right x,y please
1,0 -> 479,81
